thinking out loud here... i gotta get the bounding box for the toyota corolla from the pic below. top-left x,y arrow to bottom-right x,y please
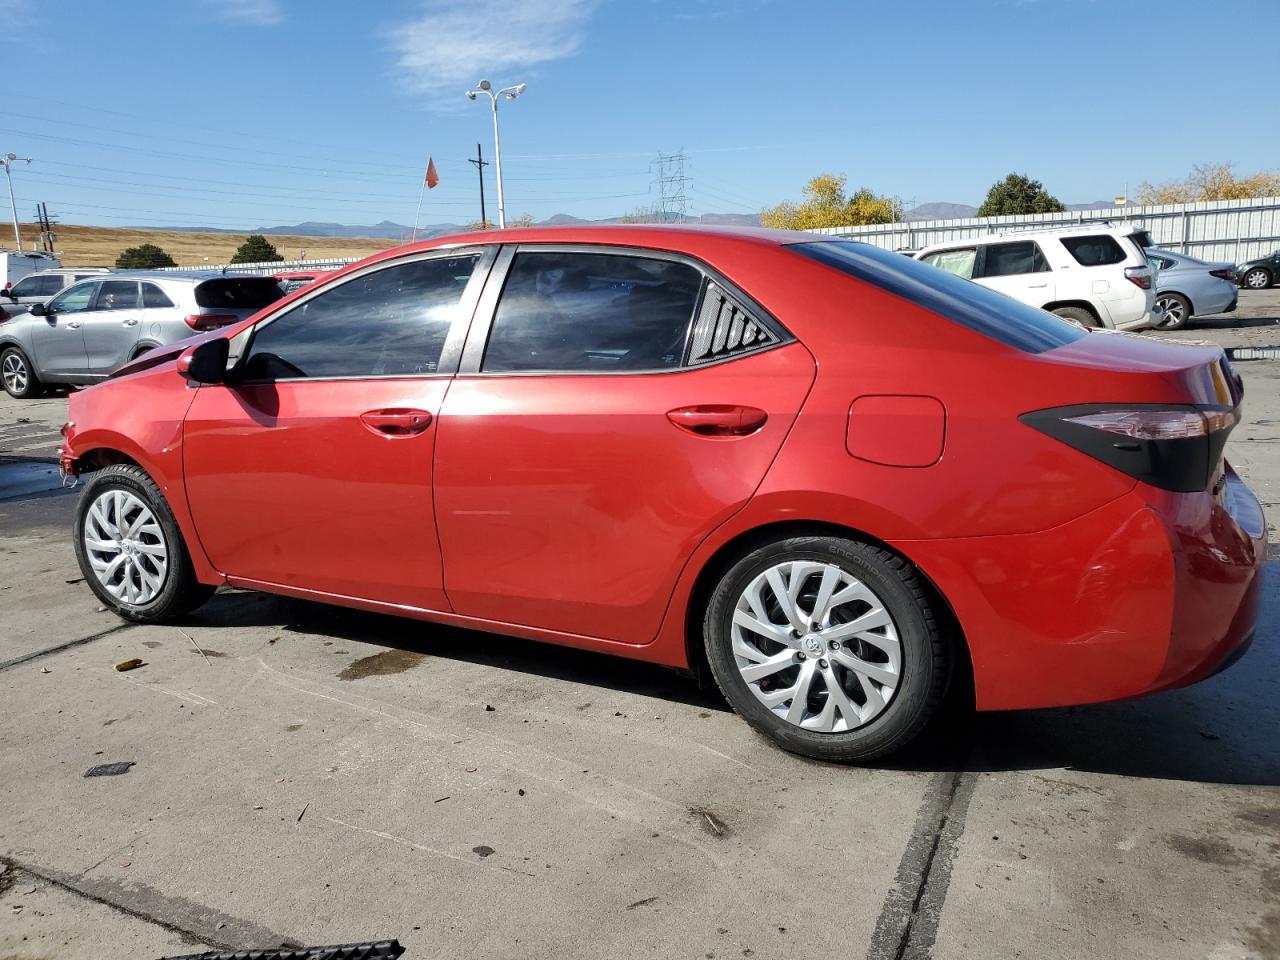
58,226 -> 1266,762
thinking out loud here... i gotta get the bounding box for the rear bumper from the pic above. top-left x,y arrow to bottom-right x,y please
893,465 -> 1266,711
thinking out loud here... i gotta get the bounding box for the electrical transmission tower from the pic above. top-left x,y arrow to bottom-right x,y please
652,151 -> 690,224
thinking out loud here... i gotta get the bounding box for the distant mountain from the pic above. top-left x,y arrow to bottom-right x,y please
903,202 -> 978,221
145,211 -> 764,239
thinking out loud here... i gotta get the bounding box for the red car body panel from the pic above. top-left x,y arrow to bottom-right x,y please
433,343 -> 816,644
59,225 -> 1267,714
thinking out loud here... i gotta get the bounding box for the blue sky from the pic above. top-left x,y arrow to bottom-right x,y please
3,0 -> 1277,230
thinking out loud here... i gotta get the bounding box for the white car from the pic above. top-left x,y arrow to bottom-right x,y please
914,225 -> 1158,330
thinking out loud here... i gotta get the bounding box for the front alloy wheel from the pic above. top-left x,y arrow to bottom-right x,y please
83,489 -> 169,605
704,535 -> 951,762
1,347 -> 42,399
1243,268 -> 1271,290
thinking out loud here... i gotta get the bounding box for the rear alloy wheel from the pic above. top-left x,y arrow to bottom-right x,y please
703,536 -> 951,762
1155,292 -> 1192,330
1242,268 -> 1272,290
1,347 -> 44,399
1051,306 -> 1098,329
74,464 -> 215,622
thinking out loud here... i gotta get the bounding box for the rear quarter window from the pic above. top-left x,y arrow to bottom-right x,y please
1060,235 -> 1127,266
195,277 -> 285,310
792,241 -> 1086,354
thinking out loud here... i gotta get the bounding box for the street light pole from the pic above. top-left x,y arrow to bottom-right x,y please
2,153 -> 32,252
465,80 -> 526,229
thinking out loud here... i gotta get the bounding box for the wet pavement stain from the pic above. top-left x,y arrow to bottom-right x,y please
337,648 -> 426,681
1166,834 -> 1243,867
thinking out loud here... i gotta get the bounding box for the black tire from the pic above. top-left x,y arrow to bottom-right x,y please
1051,306 -> 1098,329
702,535 -> 952,763
73,464 -> 215,623
1242,267 -> 1272,290
1155,292 -> 1192,330
1,346 -> 46,399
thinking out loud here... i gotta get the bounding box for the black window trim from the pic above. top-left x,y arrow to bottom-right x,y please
227,244 -> 499,386
455,242 -> 793,377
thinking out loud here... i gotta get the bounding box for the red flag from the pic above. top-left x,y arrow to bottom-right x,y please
425,157 -> 440,190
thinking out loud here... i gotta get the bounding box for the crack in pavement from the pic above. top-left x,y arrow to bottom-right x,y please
0,622 -> 137,672
866,762 -> 978,960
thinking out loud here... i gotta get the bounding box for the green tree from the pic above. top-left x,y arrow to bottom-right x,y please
977,173 -> 1064,217
761,174 -> 901,230
115,243 -> 177,269
230,234 -> 284,264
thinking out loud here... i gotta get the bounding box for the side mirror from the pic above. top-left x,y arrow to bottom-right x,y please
1,289 -> 15,300
178,337 -> 230,384
28,303 -> 47,317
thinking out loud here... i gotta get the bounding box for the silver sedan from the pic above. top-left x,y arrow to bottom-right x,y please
1146,249 -> 1238,330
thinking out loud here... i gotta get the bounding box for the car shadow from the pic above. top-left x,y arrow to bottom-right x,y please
186,564 -> 1279,787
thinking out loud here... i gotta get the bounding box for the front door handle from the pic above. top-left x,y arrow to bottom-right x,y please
122,318 -> 139,326
1027,282 -> 1048,289
360,408 -> 433,437
667,404 -> 768,437
66,321 -> 82,329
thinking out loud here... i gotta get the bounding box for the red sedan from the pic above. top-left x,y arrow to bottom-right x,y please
59,226 -> 1266,761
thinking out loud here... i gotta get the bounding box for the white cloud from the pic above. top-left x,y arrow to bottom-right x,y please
389,0 -> 596,101
208,0 -> 284,26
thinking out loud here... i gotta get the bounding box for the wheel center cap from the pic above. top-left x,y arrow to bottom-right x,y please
803,635 -> 823,656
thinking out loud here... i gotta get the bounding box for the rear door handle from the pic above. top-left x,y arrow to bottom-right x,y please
66,321 -> 82,329
360,408 -> 433,437
667,404 -> 768,437
122,318 -> 139,326
1027,282 -> 1048,288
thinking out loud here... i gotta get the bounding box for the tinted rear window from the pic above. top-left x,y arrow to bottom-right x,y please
195,277 -> 284,310
792,241 -> 1086,354
1060,234 -> 1127,266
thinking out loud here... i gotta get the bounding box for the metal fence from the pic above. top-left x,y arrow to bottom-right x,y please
810,196 -> 1280,264
158,256 -> 358,277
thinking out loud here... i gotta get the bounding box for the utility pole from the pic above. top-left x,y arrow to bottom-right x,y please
2,153 -> 32,252
468,142 -> 490,227
653,151 -> 690,224
35,202 -> 58,254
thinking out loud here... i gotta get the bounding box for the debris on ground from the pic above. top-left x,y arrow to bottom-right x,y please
1200,731 -> 1221,741
113,658 -> 144,672
39,667 -> 50,674
84,761 -> 135,777
626,896 -> 659,910
433,796 -> 449,804
472,845 -> 495,858
297,803 -> 309,823
65,577 -> 84,584
517,789 -> 525,797
182,629 -> 212,665
484,704 -> 496,712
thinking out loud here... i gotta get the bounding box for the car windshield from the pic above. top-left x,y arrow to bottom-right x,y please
791,240 -> 1086,353
195,277 -> 286,310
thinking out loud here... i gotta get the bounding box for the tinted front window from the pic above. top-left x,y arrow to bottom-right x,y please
48,282 -> 97,314
1060,234 -> 1127,266
141,283 -> 176,308
980,241 -> 1050,277
95,280 -> 141,311
242,255 -> 478,380
482,252 -> 703,372
920,248 -> 976,279
793,241 -> 1086,354
195,277 -> 285,310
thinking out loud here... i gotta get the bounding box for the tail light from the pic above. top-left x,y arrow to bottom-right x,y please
1209,268 -> 1236,283
184,313 -> 238,331
1021,403 -> 1239,492
1123,266 -> 1153,290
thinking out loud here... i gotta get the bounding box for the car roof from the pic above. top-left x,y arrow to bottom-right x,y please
916,223 -> 1145,253
101,270 -> 268,283
26,267 -> 110,275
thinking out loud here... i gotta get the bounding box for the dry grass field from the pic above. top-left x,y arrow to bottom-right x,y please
13,223 -> 400,268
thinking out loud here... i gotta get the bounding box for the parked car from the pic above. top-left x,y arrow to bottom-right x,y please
0,250 -> 60,291
914,224 -> 1159,330
1145,249 -> 1237,329
1,267 -> 111,319
0,271 -> 283,398
1236,249 -> 1279,290
274,270 -> 325,294
58,226 -> 1264,763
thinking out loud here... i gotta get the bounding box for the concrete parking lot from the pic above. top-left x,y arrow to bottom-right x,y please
2,292 -> 1278,960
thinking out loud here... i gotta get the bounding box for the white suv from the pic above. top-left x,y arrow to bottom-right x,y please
914,224 -> 1158,330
